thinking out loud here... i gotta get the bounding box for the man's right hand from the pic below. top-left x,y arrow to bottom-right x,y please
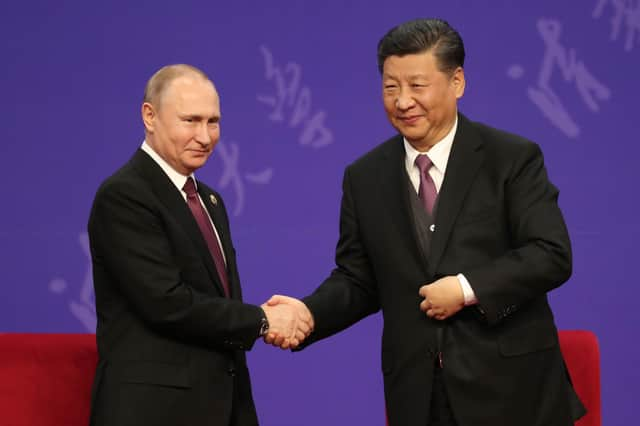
261,295 -> 314,349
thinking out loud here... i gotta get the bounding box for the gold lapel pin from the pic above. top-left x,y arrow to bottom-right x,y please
209,194 -> 218,206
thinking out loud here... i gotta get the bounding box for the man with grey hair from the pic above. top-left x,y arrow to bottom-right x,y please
88,64 -> 312,426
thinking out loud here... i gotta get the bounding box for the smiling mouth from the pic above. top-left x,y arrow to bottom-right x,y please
398,116 -> 421,124
188,152 -> 210,158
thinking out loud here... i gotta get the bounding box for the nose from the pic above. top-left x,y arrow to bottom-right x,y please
395,89 -> 415,110
195,123 -> 212,146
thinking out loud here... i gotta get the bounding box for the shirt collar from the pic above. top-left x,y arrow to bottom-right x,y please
141,140 -> 197,193
403,115 -> 458,174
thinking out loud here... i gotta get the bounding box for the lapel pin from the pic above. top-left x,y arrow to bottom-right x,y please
429,224 -> 435,232
209,194 -> 218,206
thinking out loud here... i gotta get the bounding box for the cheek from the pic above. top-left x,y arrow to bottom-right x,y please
416,93 -> 435,110
382,98 -> 396,116
169,127 -> 192,145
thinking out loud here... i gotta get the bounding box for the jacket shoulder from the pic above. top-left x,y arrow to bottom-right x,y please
470,119 -> 539,155
347,134 -> 403,174
93,156 -> 149,201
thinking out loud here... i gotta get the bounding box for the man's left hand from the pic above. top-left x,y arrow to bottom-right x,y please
419,276 -> 465,320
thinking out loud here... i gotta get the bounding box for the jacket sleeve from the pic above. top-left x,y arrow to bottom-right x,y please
300,166 -> 380,347
465,142 -> 572,326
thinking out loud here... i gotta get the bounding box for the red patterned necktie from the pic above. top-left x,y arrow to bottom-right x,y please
415,154 -> 438,215
182,177 -> 230,297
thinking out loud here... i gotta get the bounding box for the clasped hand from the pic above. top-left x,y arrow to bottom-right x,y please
261,295 -> 314,349
418,275 -> 464,320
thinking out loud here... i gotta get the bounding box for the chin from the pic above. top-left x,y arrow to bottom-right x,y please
184,159 -> 208,172
402,130 -> 429,143
192,161 -> 208,171
394,123 -> 425,136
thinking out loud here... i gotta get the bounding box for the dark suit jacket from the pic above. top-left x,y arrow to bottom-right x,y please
88,149 -> 263,426
301,114 -> 584,426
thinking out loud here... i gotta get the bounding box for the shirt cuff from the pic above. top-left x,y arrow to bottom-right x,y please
457,273 -> 477,306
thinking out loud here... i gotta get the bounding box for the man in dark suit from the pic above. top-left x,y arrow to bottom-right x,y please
266,19 -> 585,426
88,64 -> 312,426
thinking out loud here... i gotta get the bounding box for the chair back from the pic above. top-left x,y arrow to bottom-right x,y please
0,333 -> 97,426
559,330 -> 601,426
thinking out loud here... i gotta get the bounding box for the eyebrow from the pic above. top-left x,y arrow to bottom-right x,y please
383,73 -> 430,81
180,114 -> 220,121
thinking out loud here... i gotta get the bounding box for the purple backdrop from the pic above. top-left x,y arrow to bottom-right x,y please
2,1 -> 638,424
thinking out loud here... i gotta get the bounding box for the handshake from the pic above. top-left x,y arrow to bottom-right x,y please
260,295 -> 314,349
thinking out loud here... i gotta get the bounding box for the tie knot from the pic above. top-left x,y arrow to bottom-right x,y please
182,177 -> 198,197
415,154 -> 433,173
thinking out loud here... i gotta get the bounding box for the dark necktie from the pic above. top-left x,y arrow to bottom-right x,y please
415,154 -> 438,215
182,177 -> 230,297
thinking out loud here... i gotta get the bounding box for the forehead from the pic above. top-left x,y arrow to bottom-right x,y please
162,76 -> 219,112
382,50 -> 442,78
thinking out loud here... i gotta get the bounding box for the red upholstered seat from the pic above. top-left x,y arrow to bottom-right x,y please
559,330 -> 601,426
0,333 -> 97,426
0,331 -> 601,426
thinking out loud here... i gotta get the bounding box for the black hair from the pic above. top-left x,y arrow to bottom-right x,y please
377,18 -> 465,74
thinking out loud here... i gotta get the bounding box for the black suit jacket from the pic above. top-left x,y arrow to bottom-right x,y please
88,149 -> 263,426
301,114 -> 584,426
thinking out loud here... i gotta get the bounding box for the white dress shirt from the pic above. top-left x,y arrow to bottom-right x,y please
141,141 -> 226,264
402,118 -> 477,306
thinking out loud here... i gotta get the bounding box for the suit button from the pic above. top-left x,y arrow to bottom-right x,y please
228,368 -> 236,377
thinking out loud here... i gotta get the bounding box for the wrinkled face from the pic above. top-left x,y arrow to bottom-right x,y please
142,76 -> 220,175
382,50 -> 465,151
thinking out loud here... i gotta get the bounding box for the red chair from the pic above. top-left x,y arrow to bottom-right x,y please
0,331 -> 601,426
559,330 -> 601,426
385,330 -> 601,426
0,333 -> 97,426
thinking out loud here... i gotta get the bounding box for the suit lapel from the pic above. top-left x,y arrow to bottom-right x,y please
378,137 -> 430,277
428,114 -> 484,276
131,150 -> 228,297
